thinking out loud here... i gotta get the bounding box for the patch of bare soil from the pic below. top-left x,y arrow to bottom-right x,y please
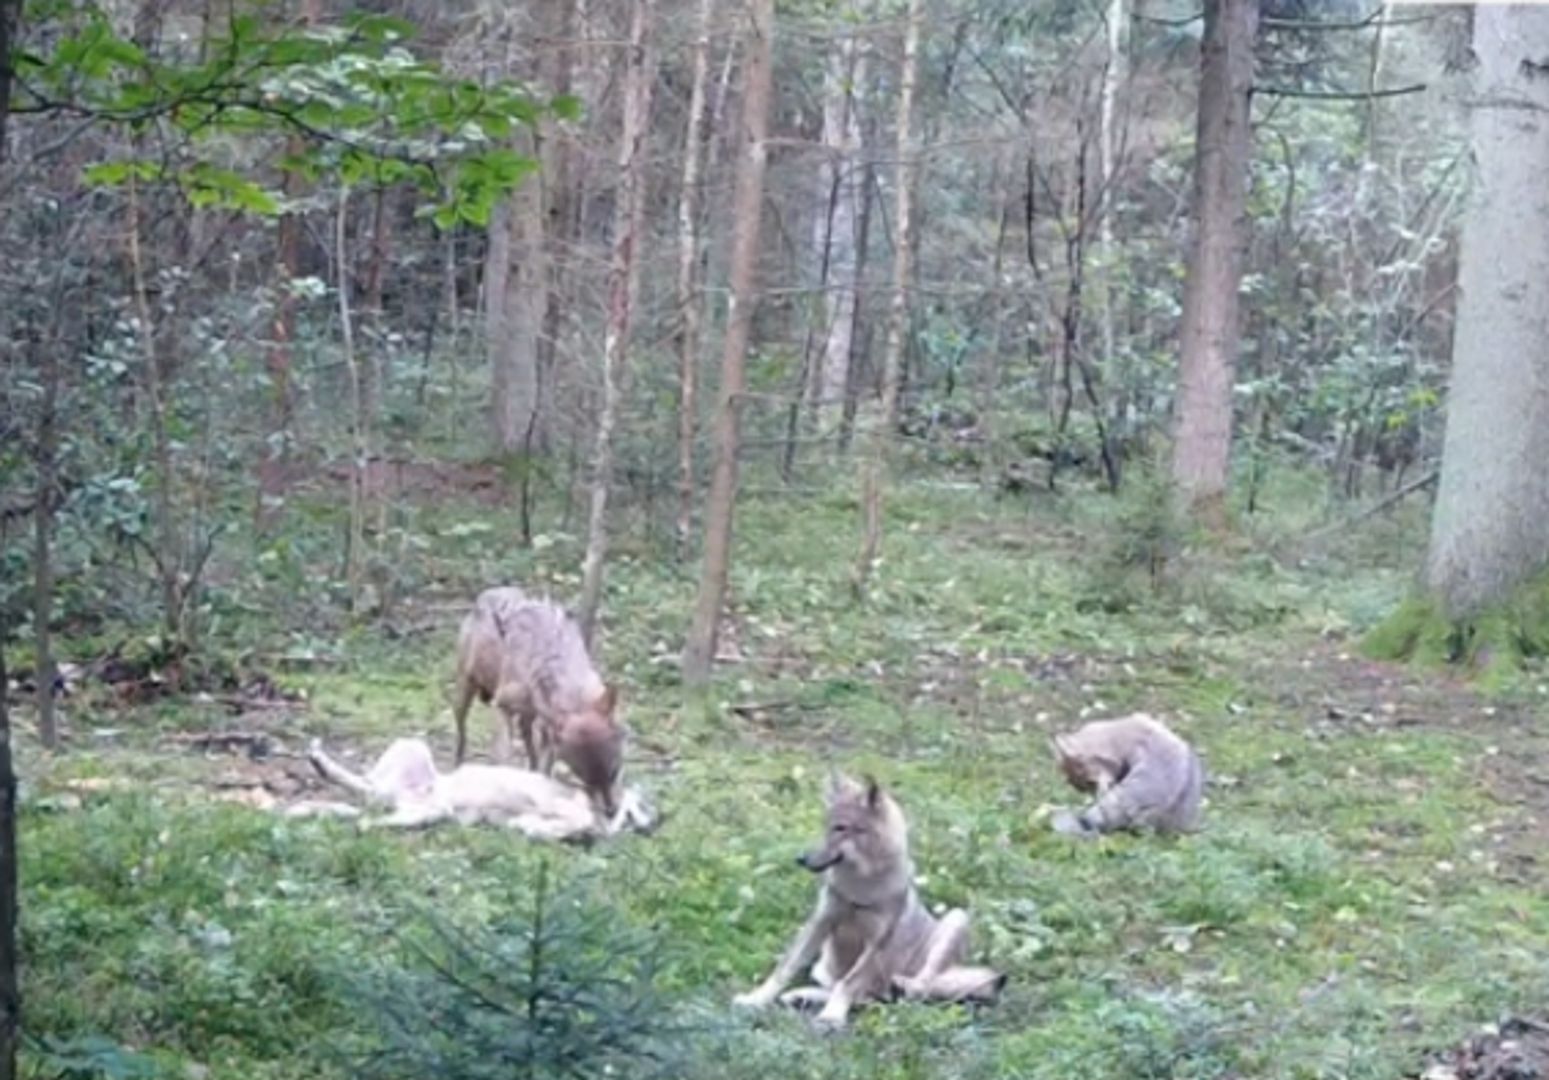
1411,1016 -> 1549,1080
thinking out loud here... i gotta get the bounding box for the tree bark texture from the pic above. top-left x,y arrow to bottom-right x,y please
1423,4 -> 1549,618
0,640 -> 17,1080
32,328 -> 59,750
577,0 -> 657,644
681,0 -> 775,684
1170,0 -> 1256,519
0,0 -> 21,159
486,128 -> 546,455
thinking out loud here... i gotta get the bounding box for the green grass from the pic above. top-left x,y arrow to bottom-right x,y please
16,471 -> 1548,1079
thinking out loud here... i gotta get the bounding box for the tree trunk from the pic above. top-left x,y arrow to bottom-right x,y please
837,161 -> 875,455
674,0 -> 715,560
127,173 -> 185,649
255,0 -> 318,530
337,186 -> 367,616
851,0 -> 922,599
0,638 -> 17,1080
1170,0 -> 1256,523
256,160 -> 300,530
1423,3 -> 1549,620
0,0 -> 18,159
32,331 -> 59,750
537,0 -> 580,454
486,129 -> 546,456
681,0 -> 775,684
809,17 -> 868,423
1097,0 -> 1126,376
576,0 -> 657,644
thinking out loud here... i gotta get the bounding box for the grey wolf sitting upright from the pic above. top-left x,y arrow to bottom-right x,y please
1050,713 -> 1204,837
734,773 -> 1004,1029
306,737 -> 656,842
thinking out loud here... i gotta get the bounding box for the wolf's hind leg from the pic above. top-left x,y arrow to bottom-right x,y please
893,909 -> 1004,1003
919,965 -> 1006,1002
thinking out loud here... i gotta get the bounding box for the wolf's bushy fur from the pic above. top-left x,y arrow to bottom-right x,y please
734,774 -> 1004,1028
453,586 -> 625,815
1052,713 -> 1204,835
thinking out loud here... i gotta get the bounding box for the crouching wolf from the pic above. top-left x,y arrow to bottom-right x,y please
452,586 -> 626,820
1050,713 -> 1204,837
734,773 -> 1005,1029
307,737 -> 656,842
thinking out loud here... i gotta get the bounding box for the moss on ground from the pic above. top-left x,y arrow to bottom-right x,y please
1365,568 -> 1549,688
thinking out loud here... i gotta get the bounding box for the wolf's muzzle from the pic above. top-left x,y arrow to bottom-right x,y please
797,849 -> 843,872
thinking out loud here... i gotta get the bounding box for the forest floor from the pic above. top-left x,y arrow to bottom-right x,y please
14,470 -> 1549,1080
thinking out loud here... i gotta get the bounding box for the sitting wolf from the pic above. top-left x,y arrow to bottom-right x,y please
306,737 -> 656,842
452,586 -> 626,819
1050,713 -> 1204,837
734,773 -> 1005,1029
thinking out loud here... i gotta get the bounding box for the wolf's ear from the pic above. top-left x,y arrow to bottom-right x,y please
597,684 -> 619,714
826,768 -> 846,800
863,775 -> 883,811
1050,735 -> 1072,764
826,768 -> 859,801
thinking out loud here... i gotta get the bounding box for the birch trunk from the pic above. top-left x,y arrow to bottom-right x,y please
675,0 -> 715,559
852,0 -> 922,598
810,17 -> 868,422
576,0 -> 657,643
681,0 -> 775,684
1097,0 -> 1126,374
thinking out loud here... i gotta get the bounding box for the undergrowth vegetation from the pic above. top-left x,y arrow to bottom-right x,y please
14,468 -> 1549,1080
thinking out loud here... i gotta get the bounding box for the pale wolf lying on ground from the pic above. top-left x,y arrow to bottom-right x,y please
452,586 -> 626,818
1050,713 -> 1204,837
734,773 -> 1005,1029
305,737 -> 656,842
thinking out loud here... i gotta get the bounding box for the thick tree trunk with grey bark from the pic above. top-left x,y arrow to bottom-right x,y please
1423,4 -> 1549,620
681,0 -> 775,684
576,0 -> 656,643
1171,0 -> 1256,522
486,128 -> 546,456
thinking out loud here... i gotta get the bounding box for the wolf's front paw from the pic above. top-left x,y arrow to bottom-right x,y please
891,974 -> 928,1001
813,1003 -> 849,1031
733,989 -> 775,1010
1052,809 -> 1097,838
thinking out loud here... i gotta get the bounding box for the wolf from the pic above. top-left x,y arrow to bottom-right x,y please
733,773 -> 1005,1030
1050,713 -> 1204,837
305,737 -> 656,842
452,586 -> 625,818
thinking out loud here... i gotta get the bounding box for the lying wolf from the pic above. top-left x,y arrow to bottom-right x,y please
1050,713 -> 1204,837
452,586 -> 626,818
306,738 -> 656,842
734,773 -> 1004,1029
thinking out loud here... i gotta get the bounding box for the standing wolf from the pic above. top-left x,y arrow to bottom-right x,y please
453,586 -> 625,818
1050,713 -> 1204,836
734,773 -> 1004,1029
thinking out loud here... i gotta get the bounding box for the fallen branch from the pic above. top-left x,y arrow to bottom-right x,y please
1302,471 -> 1439,544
